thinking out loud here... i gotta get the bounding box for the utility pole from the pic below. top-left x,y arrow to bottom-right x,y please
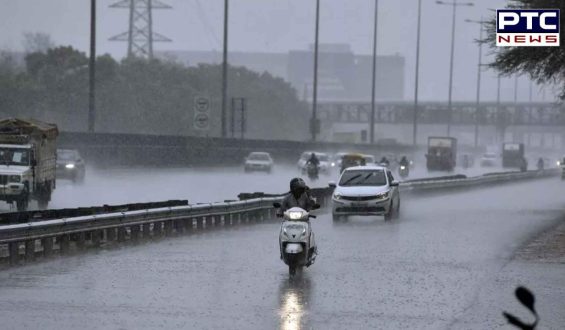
311,0 -> 320,141
221,0 -> 229,138
436,0 -> 474,136
413,0 -> 422,146
465,18 -> 486,148
88,0 -> 96,132
369,0 -> 379,144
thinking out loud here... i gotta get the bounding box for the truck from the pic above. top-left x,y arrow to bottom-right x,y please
0,118 -> 58,211
426,137 -> 457,171
502,142 -> 526,169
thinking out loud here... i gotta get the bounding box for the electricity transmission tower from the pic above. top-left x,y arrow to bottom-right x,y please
109,0 -> 172,59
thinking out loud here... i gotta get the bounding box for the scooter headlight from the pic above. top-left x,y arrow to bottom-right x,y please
288,211 -> 305,220
400,165 -> 406,170
65,163 -> 75,169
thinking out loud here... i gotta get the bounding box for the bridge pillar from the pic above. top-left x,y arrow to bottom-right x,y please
196,218 -> 204,230
175,219 -> 185,234
153,222 -> 163,236
164,221 -> 173,236
185,218 -> 194,232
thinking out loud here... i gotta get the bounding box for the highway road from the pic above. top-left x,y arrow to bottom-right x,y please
46,164 -> 511,210
0,176 -> 563,329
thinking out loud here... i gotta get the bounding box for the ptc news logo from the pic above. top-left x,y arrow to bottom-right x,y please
497,9 -> 560,47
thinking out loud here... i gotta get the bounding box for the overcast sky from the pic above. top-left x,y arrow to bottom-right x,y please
0,0 -> 557,102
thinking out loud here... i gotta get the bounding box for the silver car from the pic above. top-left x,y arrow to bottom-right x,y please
331,165 -> 400,221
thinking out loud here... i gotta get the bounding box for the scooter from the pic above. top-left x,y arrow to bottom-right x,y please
273,203 -> 319,276
398,164 -> 409,178
306,161 -> 319,181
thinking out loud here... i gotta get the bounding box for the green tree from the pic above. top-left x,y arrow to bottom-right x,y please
485,0 -> 565,99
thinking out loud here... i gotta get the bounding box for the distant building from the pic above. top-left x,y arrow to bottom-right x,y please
157,44 -> 405,101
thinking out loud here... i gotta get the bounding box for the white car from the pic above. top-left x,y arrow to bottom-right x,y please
331,165 -> 400,222
244,152 -> 273,173
297,151 -> 330,174
480,153 -> 498,167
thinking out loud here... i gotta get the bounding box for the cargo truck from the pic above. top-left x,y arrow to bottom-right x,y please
0,118 -> 58,211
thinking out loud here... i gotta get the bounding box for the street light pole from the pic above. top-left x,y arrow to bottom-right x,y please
88,0 -> 96,133
370,0 -> 379,144
436,0 -> 474,137
221,0 -> 229,138
412,0 -> 422,146
465,18 -> 485,148
311,0 -> 320,142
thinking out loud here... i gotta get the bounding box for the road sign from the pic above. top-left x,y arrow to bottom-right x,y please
194,95 -> 210,113
193,95 -> 211,131
193,113 -> 210,130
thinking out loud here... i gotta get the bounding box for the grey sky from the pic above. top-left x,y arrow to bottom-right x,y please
0,0 -> 556,102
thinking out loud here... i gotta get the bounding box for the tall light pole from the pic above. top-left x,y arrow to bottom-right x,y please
88,0 -> 96,132
221,0 -> 229,138
436,0 -> 474,137
311,0 -> 320,141
465,18 -> 486,148
496,73 -> 502,143
413,0 -> 422,146
369,0 -> 379,144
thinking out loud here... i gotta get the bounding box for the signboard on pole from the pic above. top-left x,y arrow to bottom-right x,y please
193,95 -> 210,131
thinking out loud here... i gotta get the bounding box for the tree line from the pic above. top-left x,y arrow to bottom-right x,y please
0,46 -> 310,141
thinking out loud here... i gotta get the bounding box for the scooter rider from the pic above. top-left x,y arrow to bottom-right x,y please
399,156 -> 409,168
379,156 -> 390,167
279,178 -> 317,215
278,178 -> 318,262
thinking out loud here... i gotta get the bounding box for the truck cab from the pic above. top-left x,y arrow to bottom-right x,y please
0,118 -> 58,211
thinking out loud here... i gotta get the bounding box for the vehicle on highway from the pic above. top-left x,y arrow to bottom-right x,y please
297,151 -> 330,174
480,153 -> 498,167
274,204 -> 319,277
363,154 -> 376,165
339,153 -> 366,173
426,136 -> 457,171
306,161 -> 319,181
331,165 -> 400,222
56,149 -> 86,183
331,152 -> 348,169
502,142 -> 526,169
0,118 -> 58,211
244,152 -> 273,173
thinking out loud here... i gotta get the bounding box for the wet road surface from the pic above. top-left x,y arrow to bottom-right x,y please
47,163 -> 510,209
0,177 -> 563,329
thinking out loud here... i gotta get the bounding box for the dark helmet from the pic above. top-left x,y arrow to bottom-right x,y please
290,177 -> 306,194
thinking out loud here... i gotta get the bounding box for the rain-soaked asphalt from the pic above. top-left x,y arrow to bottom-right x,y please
0,176 -> 563,329
45,163 -> 506,209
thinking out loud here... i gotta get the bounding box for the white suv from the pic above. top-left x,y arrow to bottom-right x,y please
331,165 -> 400,221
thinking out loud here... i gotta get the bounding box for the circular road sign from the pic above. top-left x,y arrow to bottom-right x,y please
194,96 -> 210,112
194,113 -> 210,129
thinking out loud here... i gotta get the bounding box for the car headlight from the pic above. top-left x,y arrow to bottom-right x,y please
376,191 -> 390,199
288,211 -> 305,220
8,175 -> 21,183
331,162 -> 336,167
65,163 -> 75,169
333,193 -> 342,200
557,161 -> 561,166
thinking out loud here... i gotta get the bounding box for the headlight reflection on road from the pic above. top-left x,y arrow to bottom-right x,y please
280,289 -> 303,330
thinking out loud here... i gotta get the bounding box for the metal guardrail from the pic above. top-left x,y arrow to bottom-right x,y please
0,169 -> 558,265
